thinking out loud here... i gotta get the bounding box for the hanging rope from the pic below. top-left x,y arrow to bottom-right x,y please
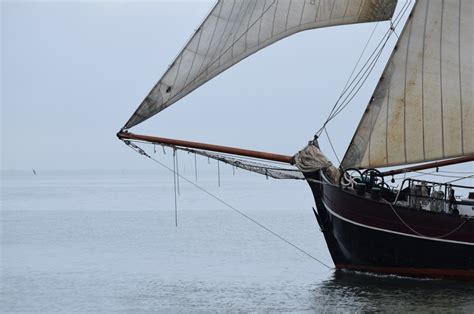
172,148 -> 178,227
217,160 -> 221,187
383,199 -> 470,239
194,153 -> 198,181
123,140 -> 333,269
175,149 -> 181,195
411,171 -> 474,181
125,138 -> 335,187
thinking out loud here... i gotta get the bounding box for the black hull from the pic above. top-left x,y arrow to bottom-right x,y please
306,171 -> 474,280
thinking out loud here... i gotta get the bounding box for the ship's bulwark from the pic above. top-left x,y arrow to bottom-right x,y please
305,171 -> 474,280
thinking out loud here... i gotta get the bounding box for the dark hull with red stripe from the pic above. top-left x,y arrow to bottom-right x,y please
305,171 -> 474,280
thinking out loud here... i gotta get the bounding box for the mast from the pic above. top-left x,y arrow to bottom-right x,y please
117,131 -> 294,164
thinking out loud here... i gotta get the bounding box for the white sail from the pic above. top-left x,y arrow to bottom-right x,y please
124,0 -> 397,129
342,0 -> 473,169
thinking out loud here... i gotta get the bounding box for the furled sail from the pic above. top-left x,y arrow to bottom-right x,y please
124,0 -> 397,129
342,0 -> 473,169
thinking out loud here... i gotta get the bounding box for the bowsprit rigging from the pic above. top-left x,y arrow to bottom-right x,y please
119,0 -> 474,280
122,139 -> 333,270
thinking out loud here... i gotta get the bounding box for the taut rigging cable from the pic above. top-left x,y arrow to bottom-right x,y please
315,0 -> 414,161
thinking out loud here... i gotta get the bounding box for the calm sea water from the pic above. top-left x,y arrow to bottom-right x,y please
1,169 -> 473,312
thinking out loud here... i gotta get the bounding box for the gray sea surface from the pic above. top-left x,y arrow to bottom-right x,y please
1,169 -> 473,312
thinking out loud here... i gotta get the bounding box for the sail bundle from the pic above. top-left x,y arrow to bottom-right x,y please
124,0 -> 398,129
342,0 -> 473,169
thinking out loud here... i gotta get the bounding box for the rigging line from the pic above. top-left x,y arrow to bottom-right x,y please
383,199 -> 469,239
316,31 -> 391,135
176,149 -> 181,195
321,0 -> 409,125
341,22 -> 379,94
325,0 -> 412,123
322,22 -> 380,126
123,141 -> 333,269
437,170 -> 474,175
324,127 -> 340,164
194,153 -> 198,181
326,0 -> 413,121
217,160 -> 221,187
403,170 -> 437,180
324,39 -> 387,124
332,0 -> 410,100
316,0 -> 413,136
172,148 -> 178,227
444,175 -> 474,185
412,171 -> 473,180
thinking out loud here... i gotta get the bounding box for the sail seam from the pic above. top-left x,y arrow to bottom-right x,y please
271,0 -> 279,36
385,58 -> 392,164
162,0 -> 279,108
231,1 -> 254,60
342,0 -> 350,17
329,0 -> 337,20
298,0 -> 306,26
244,0 -> 259,50
421,0 -> 428,161
257,0 -> 268,45
187,0 -> 277,97
337,0 -> 414,168
213,1 -> 237,68
458,0 -> 464,155
313,0 -> 321,23
440,1 -> 445,158
182,27 -> 204,88
221,1 -> 248,66
194,4 -> 222,84
403,13 -> 414,164
355,0 -> 364,21
284,0 -> 292,31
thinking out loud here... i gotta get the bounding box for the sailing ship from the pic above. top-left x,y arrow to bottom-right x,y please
118,0 -> 473,280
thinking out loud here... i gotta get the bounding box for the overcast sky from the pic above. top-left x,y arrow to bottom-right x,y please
2,0 -> 411,171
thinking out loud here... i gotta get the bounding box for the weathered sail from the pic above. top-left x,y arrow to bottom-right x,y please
342,0 -> 473,169
124,0 -> 397,129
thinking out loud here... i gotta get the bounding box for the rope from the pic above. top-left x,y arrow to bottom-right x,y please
383,199 -> 470,239
438,170 -> 474,175
320,22 -> 380,132
172,148 -> 178,227
444,175 -> 474,184
412,171 -> 474,180
315,0 -> 413,136
324,127 -> 340,164
123,140 -> 333,269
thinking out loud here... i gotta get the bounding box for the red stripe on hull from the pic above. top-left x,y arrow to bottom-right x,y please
336,264 -> 474,281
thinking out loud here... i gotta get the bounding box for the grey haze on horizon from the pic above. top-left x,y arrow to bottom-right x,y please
2,0 -> 409,171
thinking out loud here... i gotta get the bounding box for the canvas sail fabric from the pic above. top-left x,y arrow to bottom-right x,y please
342,0 -> 473,169
124,0 -> 397,129
293,143 -> 340,180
